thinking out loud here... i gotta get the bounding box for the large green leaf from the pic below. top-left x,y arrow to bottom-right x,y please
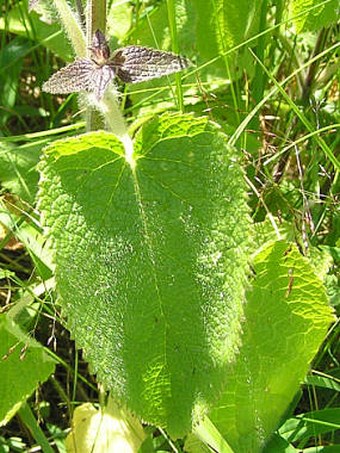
209,241 -> 335,452
37,113 -> 251,437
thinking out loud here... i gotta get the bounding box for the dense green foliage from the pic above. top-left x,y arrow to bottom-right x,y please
0,0 -> 338,452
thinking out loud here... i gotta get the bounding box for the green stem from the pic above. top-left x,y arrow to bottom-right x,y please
301,27 -> 330,104
211,0 -> 240,124
166,0 -> 184,111
85,0 -> 107,131
86,0 -> 107,50
251,0 -> 268,105
249,0 -> 268,134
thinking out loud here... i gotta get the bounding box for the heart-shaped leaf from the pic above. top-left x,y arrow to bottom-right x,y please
37,113 -> 251,437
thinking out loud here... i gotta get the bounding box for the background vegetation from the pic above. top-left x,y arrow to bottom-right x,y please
0,0 -> 339,452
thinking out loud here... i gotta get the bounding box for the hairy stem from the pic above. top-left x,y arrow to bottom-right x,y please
53,0 -> 86,56
84,0 -> 131,152
52,0 -> 132,150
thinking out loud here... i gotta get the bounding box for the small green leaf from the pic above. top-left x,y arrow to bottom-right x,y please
209,241 -> 335,452
0,314 -> 56,426
37,113 -> 251,437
